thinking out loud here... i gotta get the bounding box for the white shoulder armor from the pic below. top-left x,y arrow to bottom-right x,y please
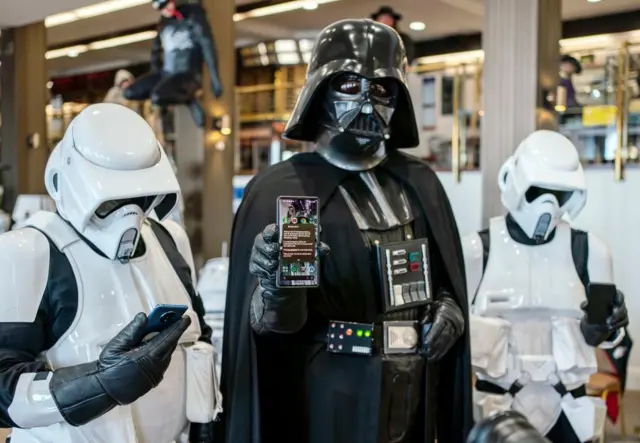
462,231 -> 484,306
587,232 -> 614,284
0,228 -> 50,323
161,219 -> 197,285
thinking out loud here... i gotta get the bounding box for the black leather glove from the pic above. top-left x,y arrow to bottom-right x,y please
189,420 -> 216,443
249,223 -> 329,334
421,293 -> 464,362
50,313 -> 191,426
580,290 -> 628,347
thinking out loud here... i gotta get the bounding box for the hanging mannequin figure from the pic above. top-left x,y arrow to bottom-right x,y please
123,0 -> 223,129
463,130 -> 629,443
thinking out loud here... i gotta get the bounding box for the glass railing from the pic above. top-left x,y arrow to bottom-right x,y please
236,68 -> 303,123
410,41 -> 640,179
557,42 -> 640,181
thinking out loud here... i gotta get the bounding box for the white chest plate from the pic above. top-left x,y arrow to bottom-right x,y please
473,217 -> 586,319
32,217 -> 200,443
45,223 -> 201,367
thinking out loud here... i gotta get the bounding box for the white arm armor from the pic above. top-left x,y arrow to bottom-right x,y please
462,231 -> 484,308
0,229 -> 66,428
162,219 -> 197,286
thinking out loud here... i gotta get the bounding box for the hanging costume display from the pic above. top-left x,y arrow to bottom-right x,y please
124,0 -> 223,128
221,19 -> 473,443
463,130 -> 629,443
0,104 -> 221,443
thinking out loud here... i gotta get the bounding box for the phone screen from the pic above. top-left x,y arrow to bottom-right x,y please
586,283 -> 616,324
276,196 -> 319,288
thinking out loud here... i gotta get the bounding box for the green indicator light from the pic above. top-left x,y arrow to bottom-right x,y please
409,252 -> 421,262
364,331 -> 371,338
357,330 -> 363,337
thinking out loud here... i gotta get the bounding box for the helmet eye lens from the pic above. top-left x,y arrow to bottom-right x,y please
95,196 -> 158,218
332,74 -> 363,95
525,186 -> 574,206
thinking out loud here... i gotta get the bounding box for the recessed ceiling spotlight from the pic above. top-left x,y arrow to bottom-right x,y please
587,0 -> 602,3
302,1 -> 318,9
409,21 -> 426,31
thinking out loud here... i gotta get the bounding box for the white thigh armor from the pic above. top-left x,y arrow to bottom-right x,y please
469,217 -> 606,441
10,212 -> 204,443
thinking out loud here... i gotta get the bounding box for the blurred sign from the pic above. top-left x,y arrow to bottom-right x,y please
582,105 -> 617,127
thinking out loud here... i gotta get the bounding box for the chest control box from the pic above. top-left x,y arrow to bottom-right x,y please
376,238 -> 433,313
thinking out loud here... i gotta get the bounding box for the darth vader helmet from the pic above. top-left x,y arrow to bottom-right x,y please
283,19 -> 419,171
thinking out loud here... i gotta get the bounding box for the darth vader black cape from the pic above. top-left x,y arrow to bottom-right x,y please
220,150 -> 473,443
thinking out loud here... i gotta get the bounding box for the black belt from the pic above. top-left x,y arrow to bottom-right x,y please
475,379 -> 586,398
314,320 -> 423,357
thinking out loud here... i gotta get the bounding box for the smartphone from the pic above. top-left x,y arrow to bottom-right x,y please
586,283 -> 617,324
276,196 -> 320,288
142,304 -> 188,336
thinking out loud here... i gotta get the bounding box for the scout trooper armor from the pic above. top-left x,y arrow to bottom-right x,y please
0,104 -> 221,443
462,130 -> 628,443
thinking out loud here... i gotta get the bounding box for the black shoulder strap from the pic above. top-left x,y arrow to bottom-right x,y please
147,219 -> 212,343
478,228 -> 491,272
470,228 -> 491,306
571,228 -> 590,289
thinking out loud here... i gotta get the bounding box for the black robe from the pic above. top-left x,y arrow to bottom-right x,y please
220,150 -> 473,443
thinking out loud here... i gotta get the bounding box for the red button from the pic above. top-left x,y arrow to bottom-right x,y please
410,262 -> 421,272
346,329 -> 353,336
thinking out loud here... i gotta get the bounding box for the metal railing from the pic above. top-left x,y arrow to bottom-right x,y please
236,73 -> 303,123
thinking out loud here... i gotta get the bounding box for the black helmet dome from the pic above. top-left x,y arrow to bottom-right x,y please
283,19 -> 419,149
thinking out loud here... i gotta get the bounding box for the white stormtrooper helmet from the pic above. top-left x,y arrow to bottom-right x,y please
44,103 -> 180,262
498,130 -> 586,242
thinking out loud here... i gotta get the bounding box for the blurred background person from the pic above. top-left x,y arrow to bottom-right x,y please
559,54 -> 583,109
103,69 -> 139,111
370,5 -> 415,63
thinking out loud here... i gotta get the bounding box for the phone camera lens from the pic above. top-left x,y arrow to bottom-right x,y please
160,312 -> 176,323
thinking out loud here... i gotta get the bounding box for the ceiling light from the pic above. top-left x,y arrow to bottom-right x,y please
88,31 -> 158,50
233,0 -> 339,21
414,30 -> 640,68
45,45 -> 89,60
46,0 -> 340,27
409,22 -> 426,31
587,0 -> 601,3
277,53 -> 301,65
45,0 -> 149,27
45,31 -> 156,60
275,39 -> 298,52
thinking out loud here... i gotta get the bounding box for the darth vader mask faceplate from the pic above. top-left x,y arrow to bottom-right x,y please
323,73 -> 397,154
